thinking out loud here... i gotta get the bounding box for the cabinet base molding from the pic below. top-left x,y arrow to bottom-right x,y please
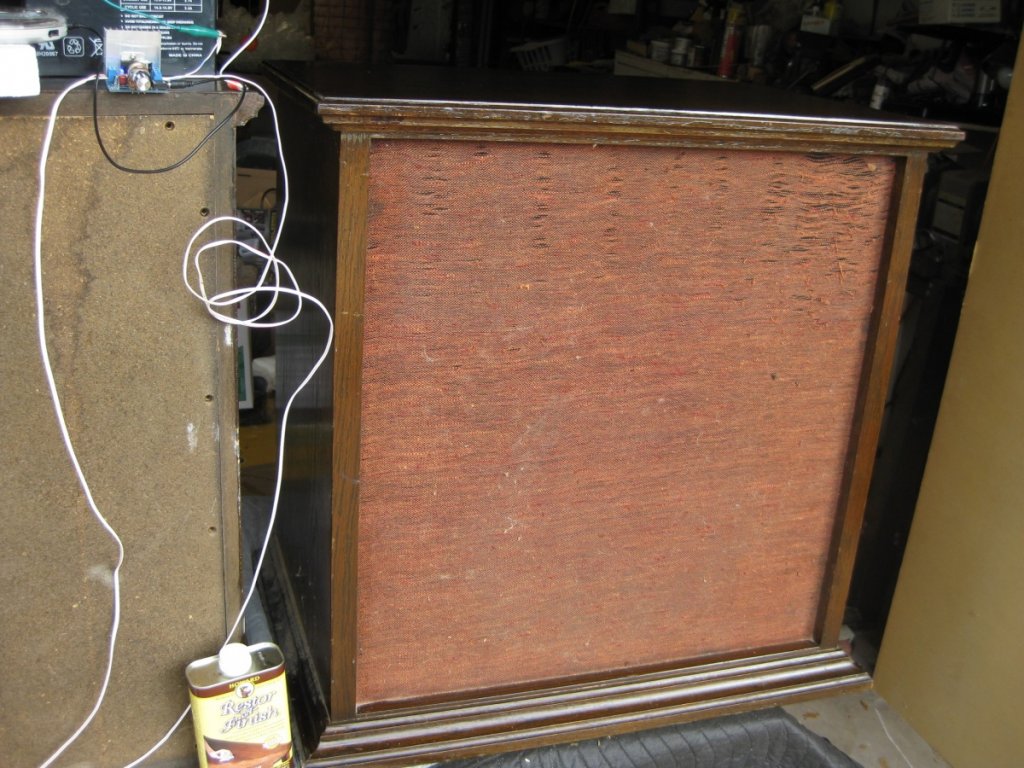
263,539 -> 867,768
264,543 -> 869,768
310,648 -> 867,767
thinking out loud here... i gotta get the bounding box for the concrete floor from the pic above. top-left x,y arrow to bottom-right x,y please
785,691 -> 951,768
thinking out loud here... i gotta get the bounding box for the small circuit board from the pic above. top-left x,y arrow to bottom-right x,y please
104,28 -> 167,93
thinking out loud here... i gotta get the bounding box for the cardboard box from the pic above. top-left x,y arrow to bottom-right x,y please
236,167 -> 278,210
919,0 -> 1000,24
800,14 -> 838,35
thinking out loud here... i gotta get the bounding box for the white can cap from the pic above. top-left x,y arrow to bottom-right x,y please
218,643 -> 254,678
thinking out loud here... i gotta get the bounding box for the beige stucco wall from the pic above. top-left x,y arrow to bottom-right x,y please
874,34 -> 1024,768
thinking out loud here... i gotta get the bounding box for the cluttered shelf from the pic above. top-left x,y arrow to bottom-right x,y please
496,0 -> 1018,130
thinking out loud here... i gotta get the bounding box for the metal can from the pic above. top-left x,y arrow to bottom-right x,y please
717,24 -> 742,78
870,80 -> 890,110
186,642 -> 293,768
649,40 -> 670,63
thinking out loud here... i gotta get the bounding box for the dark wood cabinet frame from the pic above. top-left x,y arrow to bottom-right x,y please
263,62 -> 962,768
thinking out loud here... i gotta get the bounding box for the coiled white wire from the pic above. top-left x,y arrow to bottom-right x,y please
34,67 -> 333,768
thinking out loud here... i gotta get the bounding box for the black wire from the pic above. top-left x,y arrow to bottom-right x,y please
92,75 -> 246,175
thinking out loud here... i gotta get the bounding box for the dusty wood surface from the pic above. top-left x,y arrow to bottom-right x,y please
0,91 -> 238,767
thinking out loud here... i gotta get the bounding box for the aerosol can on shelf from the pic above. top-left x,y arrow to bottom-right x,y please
717,4 -> 744,79
186,642 -> 293,768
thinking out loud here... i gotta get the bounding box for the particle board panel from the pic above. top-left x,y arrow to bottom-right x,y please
0,91 -> 239,767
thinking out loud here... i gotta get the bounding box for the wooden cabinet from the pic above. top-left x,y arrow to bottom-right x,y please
264,62 -> 960,767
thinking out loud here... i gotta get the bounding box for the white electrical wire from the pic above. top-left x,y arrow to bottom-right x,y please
167,33 -> 224,82
176,75 -> 329,652
35,70 -> 333,768
875,707 -> 917,768
34,73 -> 122,768
217,0 -> 271,75
122,79 -> 334,765
120,707 -> 192,768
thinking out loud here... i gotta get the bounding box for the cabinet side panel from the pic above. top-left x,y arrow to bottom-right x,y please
0,97 -> 237,764
274,96 -> 342,711
356,141 -> 894,706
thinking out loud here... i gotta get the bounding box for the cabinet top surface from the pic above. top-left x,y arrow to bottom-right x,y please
266,60 -> 962,151
0,86 -> 237,118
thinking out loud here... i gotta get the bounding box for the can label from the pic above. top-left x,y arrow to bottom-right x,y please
187,647 -> 293,768
717,26 -> 741,78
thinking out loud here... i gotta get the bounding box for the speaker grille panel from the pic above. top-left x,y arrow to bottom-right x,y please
356,140 -> 894,706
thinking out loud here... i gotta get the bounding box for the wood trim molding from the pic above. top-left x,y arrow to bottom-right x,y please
262,61 -> 962,153
816,152 -> 931,644
331,133 -> 372,718
307,648 -> 869,766
313,105 -> 960,154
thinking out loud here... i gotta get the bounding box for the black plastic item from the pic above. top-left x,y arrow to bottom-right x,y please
445,709 -> 862,768
25,0 -> 216,78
